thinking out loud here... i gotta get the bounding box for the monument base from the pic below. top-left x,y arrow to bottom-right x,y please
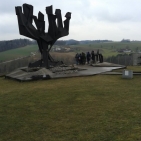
5,62 -> 126,82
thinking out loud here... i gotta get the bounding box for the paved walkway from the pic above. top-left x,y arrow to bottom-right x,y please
5,62 -> 126,81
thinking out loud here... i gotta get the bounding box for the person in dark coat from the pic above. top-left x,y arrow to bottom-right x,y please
78,53 -> 82,64
86,52 -> 91,64
96,49 -> 99,62
91,50 -> 95,63
75,53 -> 79,65
81,52 -> 86,64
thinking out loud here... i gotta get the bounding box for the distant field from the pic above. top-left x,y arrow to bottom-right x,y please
1,41 -> 141,62
72,41 -> 141,50
0,45 -> 38,62
0,67 -> 141,141
71,41 -> 141,58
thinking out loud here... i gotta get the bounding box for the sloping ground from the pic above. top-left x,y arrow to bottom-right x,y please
0,74 -> 141,141
0,45 -> 38,62
0,52 -> 40,75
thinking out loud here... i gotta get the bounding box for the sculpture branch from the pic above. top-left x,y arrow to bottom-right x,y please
15,3 -> 71,69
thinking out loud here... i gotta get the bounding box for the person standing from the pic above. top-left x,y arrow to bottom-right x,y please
82,52 -> 86,64
87,52 -> 91,64
75,53 -> 79,65
91,50 -> 95,64
78,53 -> 82,64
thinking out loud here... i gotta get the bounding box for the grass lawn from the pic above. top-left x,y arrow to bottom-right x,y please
113,66 -> 141,72
0,45 -> 38,61
0,73 -> 141,141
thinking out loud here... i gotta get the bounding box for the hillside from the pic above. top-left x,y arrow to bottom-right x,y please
1,41 -> 141,62
0,45 -> 38,62
0,69 -> 141,141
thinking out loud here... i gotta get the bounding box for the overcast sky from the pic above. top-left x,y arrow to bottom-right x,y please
0,0 -> 141,41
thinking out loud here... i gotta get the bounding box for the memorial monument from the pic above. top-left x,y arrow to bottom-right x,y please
15,3 -> 71,69
5,4 -> 125,81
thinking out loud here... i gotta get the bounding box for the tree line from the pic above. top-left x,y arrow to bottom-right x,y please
0,39 -> 112,52
0,39 -> 36,52
54,40 -> 112,45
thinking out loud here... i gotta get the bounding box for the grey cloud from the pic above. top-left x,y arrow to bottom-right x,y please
0,0 -> 141,41
95,0 -> 141,22
0,15 -> 18,34
0,0 -> 24,14
95,10 -> 133,23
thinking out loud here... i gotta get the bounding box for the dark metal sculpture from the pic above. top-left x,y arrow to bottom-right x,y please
15,4 -> 71,69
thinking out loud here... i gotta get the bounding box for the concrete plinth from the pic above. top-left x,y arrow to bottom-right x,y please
5,62 -> 125,82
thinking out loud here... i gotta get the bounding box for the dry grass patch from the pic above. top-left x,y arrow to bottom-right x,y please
0,75 -> 141,141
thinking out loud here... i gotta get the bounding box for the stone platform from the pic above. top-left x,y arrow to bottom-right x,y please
5,62 -> 126,82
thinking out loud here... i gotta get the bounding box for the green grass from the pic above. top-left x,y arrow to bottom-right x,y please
0,45 -> 38,61
101,48 -> 119,58
72,41 -> 141,57
0,71 -> 141,141
113,66 -> 141,72
73,41 -> 141,50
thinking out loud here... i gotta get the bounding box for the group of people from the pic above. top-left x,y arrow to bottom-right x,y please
75,50 -> 103,65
